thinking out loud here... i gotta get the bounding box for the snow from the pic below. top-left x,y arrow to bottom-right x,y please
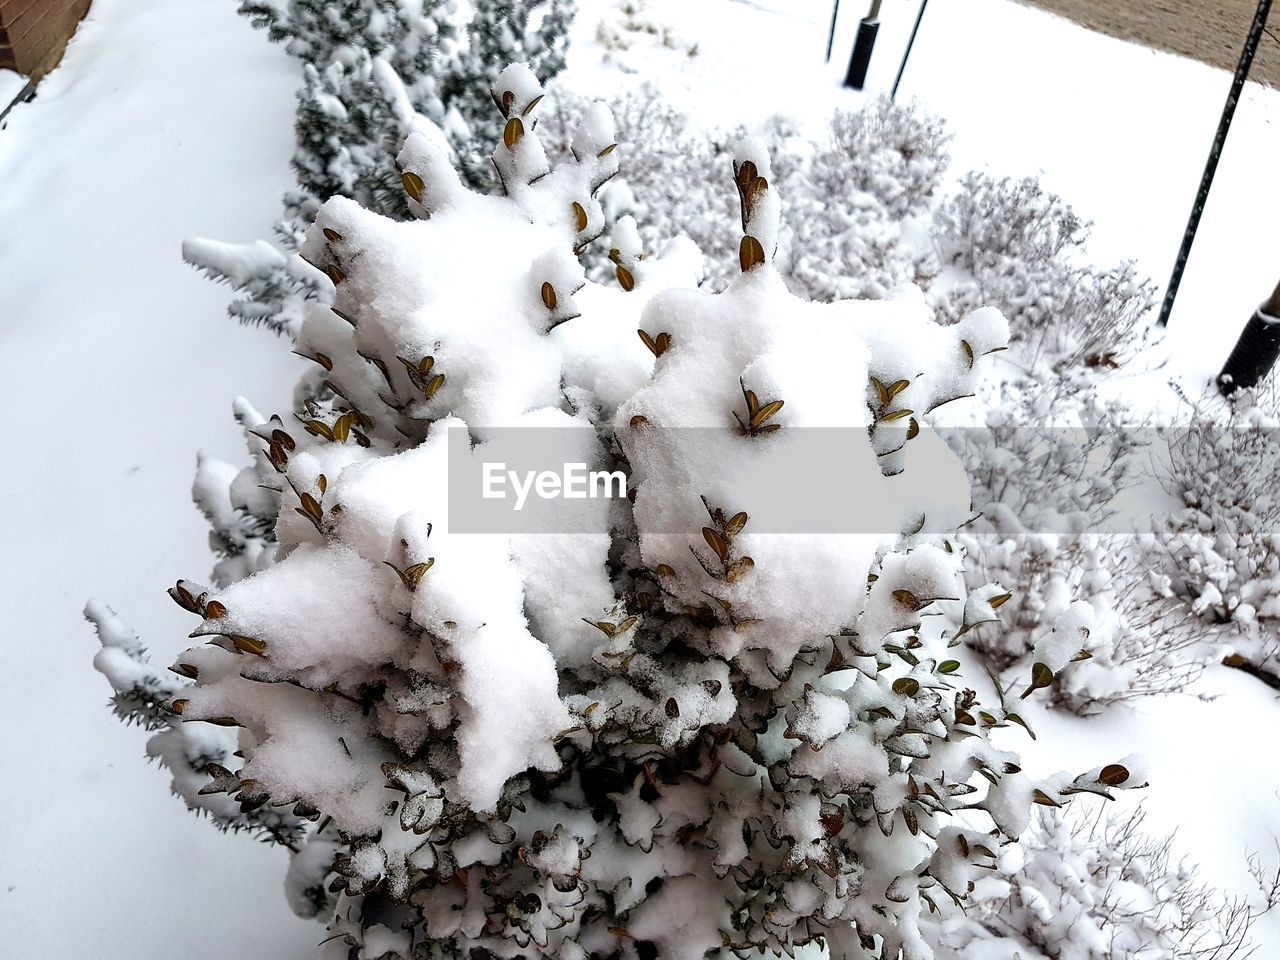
561,0 -> 1280,388
0,1 -> 314,957
1033,599 -> 1095,673
200,542 -> 404,680
0,68 -> 27,113
6,0 -> 1280,954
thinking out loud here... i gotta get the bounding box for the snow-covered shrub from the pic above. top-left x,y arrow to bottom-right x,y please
539,86 -> 747,289
239,0 -> 447,67
594,0 -> 700,59
782,100 -> 946,302
91,68 -> 1150,960
929,807 -> 1266,959
239,0 -> 571,199
239,0 -> 460,211
442,0 -> 575,186
544,90 -> 942,301
935,173 -> 1156,370
960,379 -> 1146,536
188,0 -> 574,336
813,98 -> 950,222
1158,385 -> 1280,674
964,535 -> 1213,715
955,379 -> 1141,672
783,201 -> 933,303
953,380 -> 1215,712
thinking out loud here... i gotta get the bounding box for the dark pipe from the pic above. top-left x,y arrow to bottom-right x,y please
843,0 -> 882,90
1218,279 -> 1280,395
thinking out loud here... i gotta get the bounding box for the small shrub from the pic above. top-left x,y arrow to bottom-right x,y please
1158,385 -> 1280,674
929,806 -> 1273,959
935,173 -> 1157,369
956,381 -> 1215,712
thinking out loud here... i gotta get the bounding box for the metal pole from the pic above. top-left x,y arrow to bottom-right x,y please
826,0 -> 841,62
891,0 -> 930,100
1157,0 -> 1272,328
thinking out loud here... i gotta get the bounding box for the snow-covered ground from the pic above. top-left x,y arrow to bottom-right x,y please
0,1 -> 313,956
0,68 -> 27,114
2,0 -> 1279,956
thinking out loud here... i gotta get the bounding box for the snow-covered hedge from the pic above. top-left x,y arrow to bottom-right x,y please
782,98 -> 945,304
240,0 -> 573,202
547,90 -> 1154,377
541,85 -> 764,291
89,67 -> 1149,960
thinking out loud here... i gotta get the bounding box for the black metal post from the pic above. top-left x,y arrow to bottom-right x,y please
1157,0 -> 1272,328
826,0 -> 841,62
843,0 -> 882,90
1219,280 -> 1280,394
891,0 -> 930,100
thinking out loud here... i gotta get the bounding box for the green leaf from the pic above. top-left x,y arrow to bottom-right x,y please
892,677 -> 920,697
1020,661 -> 1054,700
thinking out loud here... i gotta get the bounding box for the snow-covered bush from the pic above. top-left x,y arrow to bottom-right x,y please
238,0 -> 461,212
935,173 -> 1156,370
959,378 -> 1146,538
812,98 -> 950,223
544,90 -> 944,301
954,380 -> 1137,671
929,807 -> 1267,959
91,68 -> 1150,960
188,0 -> 574,336
970,542 -> 1212,715
553,94 -> 1148,366
442,0 -> 574,186
1057,586 -> 1214,712
239,0 -> 572,200
595,0 -> 700,59
952,380 -> 1214,712
782,99 -> 946,303
1158,385 -> 1280,675
539,86 -> 749,290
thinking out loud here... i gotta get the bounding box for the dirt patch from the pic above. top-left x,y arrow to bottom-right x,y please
1015,0 -> 1280,88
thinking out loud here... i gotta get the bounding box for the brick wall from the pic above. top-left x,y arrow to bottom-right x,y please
0,0 -> 92,79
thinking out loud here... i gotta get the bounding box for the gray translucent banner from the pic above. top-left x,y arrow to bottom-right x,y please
445,424 -> 1276,535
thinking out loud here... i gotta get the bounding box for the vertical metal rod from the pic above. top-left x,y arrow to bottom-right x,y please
1157,0 -> 1272,328
826,0 -> 841,62
891,0 -> 930,99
